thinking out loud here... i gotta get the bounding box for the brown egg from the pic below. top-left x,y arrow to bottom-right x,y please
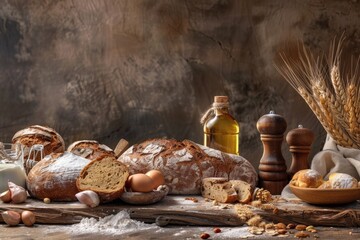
128,173 -> 154,193
21,210 -> 36,227
146,170 -> 165,189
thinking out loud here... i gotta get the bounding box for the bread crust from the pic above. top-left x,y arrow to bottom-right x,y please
26,152 -> 90,201
118,139 -> 258,194
67,140 -> 115,160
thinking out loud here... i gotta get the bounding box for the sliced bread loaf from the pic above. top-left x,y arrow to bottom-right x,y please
230,180 -> 252,204
76,156 -> 129,203
201,177 -> 253,203
201,177 -> 238,203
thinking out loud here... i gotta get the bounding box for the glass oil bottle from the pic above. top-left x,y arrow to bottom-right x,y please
203,96 -> 240,155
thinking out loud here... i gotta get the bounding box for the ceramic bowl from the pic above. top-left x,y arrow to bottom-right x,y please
289,184 -> 360,205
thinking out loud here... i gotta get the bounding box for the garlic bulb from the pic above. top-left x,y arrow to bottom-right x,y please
8,181 -> 27,204
75,190 -> 100,208
1,211 -> 21,226
0,190 -> 12,203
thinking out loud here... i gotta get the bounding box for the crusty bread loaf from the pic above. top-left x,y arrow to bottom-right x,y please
26,152 -> 90,201
318,173 -> 358,189
12,125 -> 65,174
118,139 -> 258,194
230,180 -> 252,204
76,156 -> 129,203
201,177 -> 238,203
290,169 -> 324,188
67,140 -> 115,160
12,125 -> 65,158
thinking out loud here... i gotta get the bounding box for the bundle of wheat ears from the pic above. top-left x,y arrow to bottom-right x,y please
275,35 -> 360,149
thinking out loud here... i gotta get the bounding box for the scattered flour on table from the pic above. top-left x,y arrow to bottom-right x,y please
50,210 -> 160,236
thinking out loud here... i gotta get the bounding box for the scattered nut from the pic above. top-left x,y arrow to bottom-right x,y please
286,223 -> 296,229
21,210 -> 36,227
43,198 -> 51,204
1,210 -> 21,226
212,200 -> 219,206
200,232 -> 210,239
0,190 -> 12,203
295,224 -> 307,231
275,222 -> 286,229
295,231 -> 310,238
8,182 -> 27,204
310,229 -> 317,233
213,227 -> 221,233
305,225 -> 314,231
277,229 -> 287,234
185,197 -> 198,203
75,190 -> 100,208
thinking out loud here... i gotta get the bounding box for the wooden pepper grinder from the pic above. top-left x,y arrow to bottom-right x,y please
257,111 -> 288,195
286,125 -> 314,179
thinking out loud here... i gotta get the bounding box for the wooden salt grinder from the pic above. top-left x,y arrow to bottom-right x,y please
257,111 -> 288,195
286,125 -> 314,179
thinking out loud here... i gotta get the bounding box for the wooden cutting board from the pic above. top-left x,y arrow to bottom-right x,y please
1,196 -> 360,227
0,196 -> 244,226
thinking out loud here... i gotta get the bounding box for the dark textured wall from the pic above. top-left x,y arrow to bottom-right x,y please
0,0 -> 359,168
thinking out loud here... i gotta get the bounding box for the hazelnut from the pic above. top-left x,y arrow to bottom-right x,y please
295,224 -> 307,231
1,210 -> 21,226
200,233 -> 210,239
286,223 -> 296,229
295,231 -> 310,238
43,198 -> 51,204
0,190 -> 12,203
275,222 -> 286,229
277,229 -> 287,234
21,210 -> 36,227
213,227 -> 221,233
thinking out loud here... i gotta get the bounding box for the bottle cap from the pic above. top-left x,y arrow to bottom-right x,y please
214,96 -> 228,103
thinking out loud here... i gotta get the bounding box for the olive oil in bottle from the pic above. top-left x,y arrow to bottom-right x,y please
203,96 -> 240,155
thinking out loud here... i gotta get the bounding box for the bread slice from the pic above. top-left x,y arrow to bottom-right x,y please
76,156 -> 129,203
230,180 -> 252,204
201,177 -> 238,203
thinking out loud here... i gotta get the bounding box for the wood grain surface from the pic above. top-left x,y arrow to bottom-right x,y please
0,196 -> 244,226
2,195 -> 360,227
0,0 -> 360,169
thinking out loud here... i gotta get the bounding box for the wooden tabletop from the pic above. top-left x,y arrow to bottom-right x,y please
2,194 -> 360,239
1,224 -> 359,239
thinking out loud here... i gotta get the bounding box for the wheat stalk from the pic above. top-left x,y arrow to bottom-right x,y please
275,35 -> 360,149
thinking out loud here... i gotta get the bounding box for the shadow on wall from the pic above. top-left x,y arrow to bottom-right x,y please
1,0 -> 359,168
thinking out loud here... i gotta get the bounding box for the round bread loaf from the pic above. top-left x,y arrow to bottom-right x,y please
118,139 -> 258,194
26,152 -> 90,201
319,173 -> 358,189
12,125 -> 65,155
67,140 -> 115,160
12,125 -> 65,163
76,156 -> 129,203
290,169 -> 324,188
